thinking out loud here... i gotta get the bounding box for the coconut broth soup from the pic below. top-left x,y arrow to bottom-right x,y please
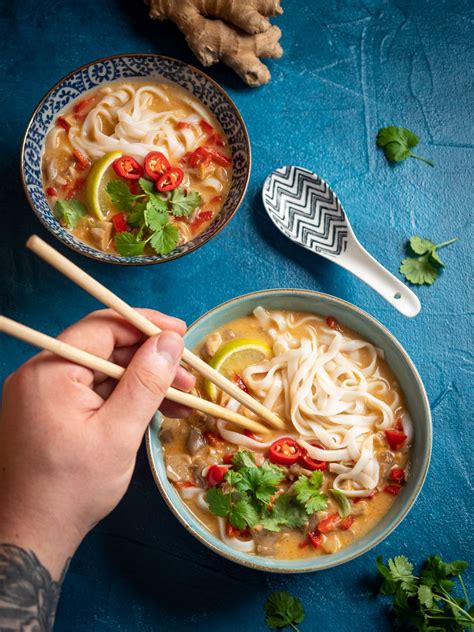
41,80 -> 232,256
161,308 -> 412,560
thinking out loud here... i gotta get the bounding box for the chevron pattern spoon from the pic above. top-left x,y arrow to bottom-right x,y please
262,166 -> 421,317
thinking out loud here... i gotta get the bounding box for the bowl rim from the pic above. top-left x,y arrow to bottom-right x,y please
146,288 -> 432,573
20,52 -> 251,266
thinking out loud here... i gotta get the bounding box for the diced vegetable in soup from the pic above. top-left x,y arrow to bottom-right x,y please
161,308 -> 412,560
41,80 -> 232,256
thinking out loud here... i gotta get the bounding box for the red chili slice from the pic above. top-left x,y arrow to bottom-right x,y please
156,167 -> 184,192
268,437 -> 301,466
394,417 -> 404,432
144,151 -> 170,181
234,374 -> 249,393
390,467 -> 405,482
205,147 -> 232,167
62,178 -> 85,200
298,443 -> 328,471
73,149 -> 90,171
206,464 -> 227,487
223,452 -> 235,465
174,480 -> 195,489
46,187 -> 58,197
73,95 -> 96,117
190,210 -> 213,231
210,195 -> 223,204
384,484 -> 402,496
203,431 -> 225,447
111,213 -> 129,233
352,491 -> 376,504
244,429 -> 262,442
317,513 -> 340,534
326,316 -> 342,331
200,119 -> 214,134
113,155 -> 143,180
225,522 -> 251,539
339,515 -> 355,531
56,116 -> 71,131
177,121 -> 192,129
206,132 -> 225,147
189,147 -> 212,169
307,531 -> 324,548
385,429 -> 407,450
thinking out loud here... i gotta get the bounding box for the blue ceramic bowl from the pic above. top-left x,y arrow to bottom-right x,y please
146,289 -> 431,572
21,54 -> 251,265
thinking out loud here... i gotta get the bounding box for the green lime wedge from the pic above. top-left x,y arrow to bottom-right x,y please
205,338 -> 273,401
85,150 -> 123,220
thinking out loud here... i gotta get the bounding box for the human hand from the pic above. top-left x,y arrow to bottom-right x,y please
0,309 -> 194,578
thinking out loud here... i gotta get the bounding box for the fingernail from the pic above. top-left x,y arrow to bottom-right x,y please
155,331 -> 183,365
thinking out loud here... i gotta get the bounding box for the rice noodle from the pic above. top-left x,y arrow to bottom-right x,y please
216,307 -> 408,498
66,81 -> 213,165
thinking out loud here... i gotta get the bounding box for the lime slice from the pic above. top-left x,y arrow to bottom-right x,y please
85,150 -> 123,220
205,338 -> 272,401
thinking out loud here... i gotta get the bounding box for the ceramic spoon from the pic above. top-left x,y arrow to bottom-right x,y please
262,166 -> 421,317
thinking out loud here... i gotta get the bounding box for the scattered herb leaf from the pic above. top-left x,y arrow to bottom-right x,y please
400,236 -> 458,285
105,180 -> 143,211
377,554 -> 473,631
53,199 -> 86,229
264,591 -> 305,631
376,126 -> 434,167
149,222 -> 179,255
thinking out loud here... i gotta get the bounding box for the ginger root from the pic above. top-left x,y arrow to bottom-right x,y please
145,0 -> 284,86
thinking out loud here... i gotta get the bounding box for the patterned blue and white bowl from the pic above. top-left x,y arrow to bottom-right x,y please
146,289 -> 432,573
21,54 -> 251,265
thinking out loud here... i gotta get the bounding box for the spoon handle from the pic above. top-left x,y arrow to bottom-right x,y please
339,241 -> 421,317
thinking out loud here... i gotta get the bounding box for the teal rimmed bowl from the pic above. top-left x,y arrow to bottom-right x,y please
146,289 -> 431,572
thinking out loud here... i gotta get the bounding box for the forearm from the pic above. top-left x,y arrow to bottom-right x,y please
0,500 -> 79,632
0,543 -> 70,631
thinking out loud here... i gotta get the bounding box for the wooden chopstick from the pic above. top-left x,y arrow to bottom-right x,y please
0,315 -> 272,435
26,235 -> 285,431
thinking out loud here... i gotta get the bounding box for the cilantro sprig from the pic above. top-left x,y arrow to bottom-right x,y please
104,178 -> 201,256
400,235 -> 458,285
53,199 -> 86,229
377,554 -> 473,630
205,450 -> 327,532
264,591 -> 305,631
376,126 -> 434,167
293,470 -> 328,514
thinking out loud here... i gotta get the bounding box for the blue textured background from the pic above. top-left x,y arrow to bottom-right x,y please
1,1 -> 473,630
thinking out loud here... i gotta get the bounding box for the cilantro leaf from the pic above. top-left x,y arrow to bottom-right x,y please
144,200 -> 168,232
293,471 -> 328,514
53,200 -> 86,229
139,177 -> 155,195
206,487 -> 232,517
228,497 -> 260,530
238,461 -> 285,504
261,493 -> 308,531
127,201 -> 147,227
149,222 -> 179,255
264,591 -> 305,631
409,236 -> 436,256
400,236 -> 458,285
225,469 -> 242,487
400,254 -> 439,285
114,232 -> 145,257
376,126 -> 434,166
376,554 -> 473,631
168,187 -> 201,217
330,489 -> 352,518
106,180 -> 142,211
232,450 -> 257,470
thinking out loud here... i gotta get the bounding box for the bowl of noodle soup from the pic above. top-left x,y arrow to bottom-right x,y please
147,289 -> 431,572
21,54 -> 250,264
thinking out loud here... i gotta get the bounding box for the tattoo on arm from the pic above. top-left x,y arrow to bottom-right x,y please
0,544 -> 70,632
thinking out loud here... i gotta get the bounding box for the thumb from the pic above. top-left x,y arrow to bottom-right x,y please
100,331 -> 184,434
